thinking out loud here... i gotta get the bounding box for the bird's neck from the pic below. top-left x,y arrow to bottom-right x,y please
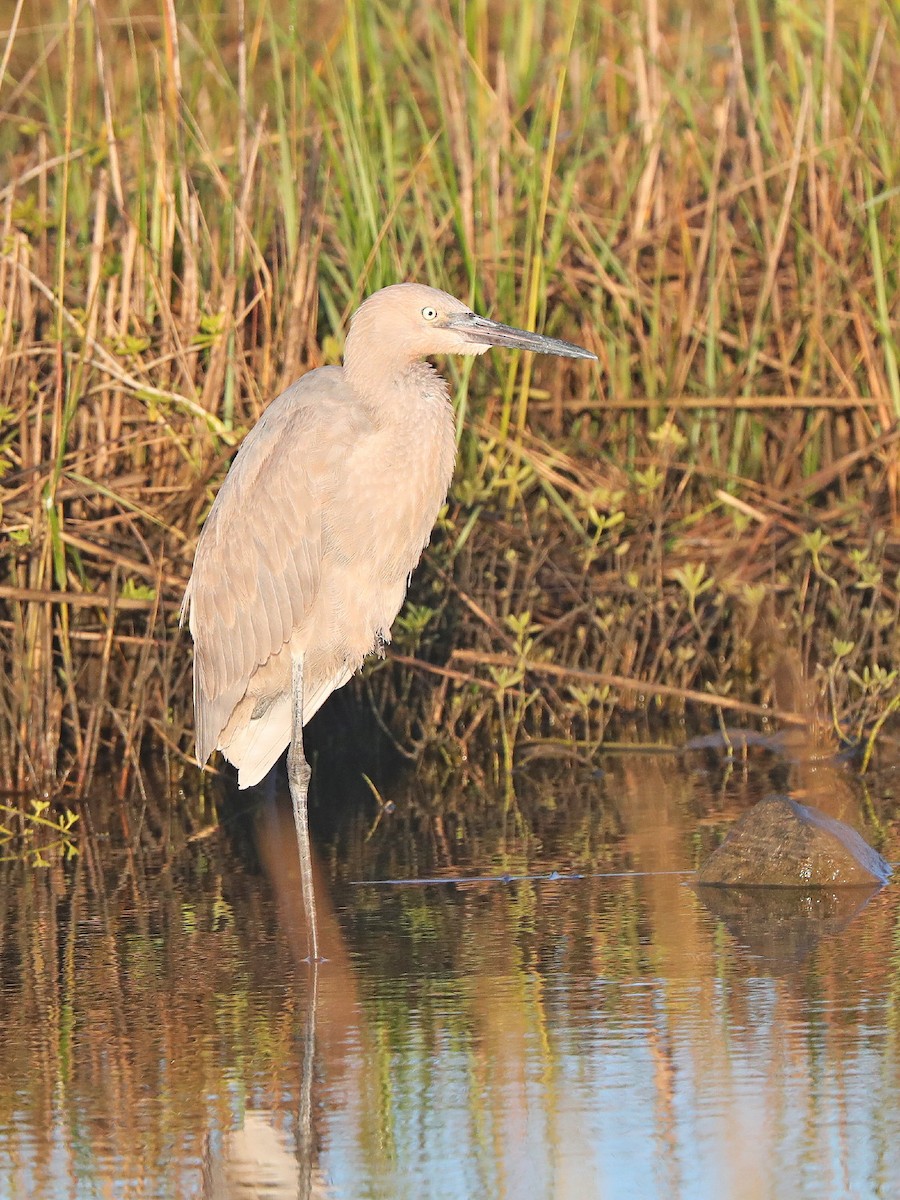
344,356 -> 452,428
343,354 -> 458,547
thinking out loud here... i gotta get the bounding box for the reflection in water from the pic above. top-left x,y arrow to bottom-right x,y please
206,954 -> 328,1200
208,1109 -> 330,1199
0,738 -> 898,1199
696,883 -> 881,967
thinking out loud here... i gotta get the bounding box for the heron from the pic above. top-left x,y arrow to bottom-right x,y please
182,282 -> 596,961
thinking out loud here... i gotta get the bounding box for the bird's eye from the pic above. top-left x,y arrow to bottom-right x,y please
421,306 -> 438,321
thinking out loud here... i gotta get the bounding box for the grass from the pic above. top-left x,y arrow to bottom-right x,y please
0,0 -> 898,800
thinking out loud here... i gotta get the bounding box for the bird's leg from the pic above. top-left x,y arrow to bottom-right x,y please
288,651 -> 321,963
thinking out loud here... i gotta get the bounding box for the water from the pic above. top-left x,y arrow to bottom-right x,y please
1,729 -> 898,1199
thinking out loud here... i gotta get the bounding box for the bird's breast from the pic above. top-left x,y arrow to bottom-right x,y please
317,383 -> 456,646
240,371 -> 458,708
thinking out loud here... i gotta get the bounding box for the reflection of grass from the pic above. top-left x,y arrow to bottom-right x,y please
0,799 -> 78,865
0,834 -> 307,1198
1,751 -> 898,1195
0,1 -> 898,795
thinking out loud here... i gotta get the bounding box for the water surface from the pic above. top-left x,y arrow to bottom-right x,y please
1,729 -> 898,1199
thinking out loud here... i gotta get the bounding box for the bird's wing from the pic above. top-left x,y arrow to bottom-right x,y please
182,367 -> 358,764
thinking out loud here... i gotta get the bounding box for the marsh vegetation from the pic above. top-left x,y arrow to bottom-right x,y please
1,0 -> 898,805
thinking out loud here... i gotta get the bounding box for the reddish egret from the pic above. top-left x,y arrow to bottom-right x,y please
182,283 -> 595,960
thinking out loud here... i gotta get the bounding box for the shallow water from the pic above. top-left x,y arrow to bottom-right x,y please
1,727 -> 899,1200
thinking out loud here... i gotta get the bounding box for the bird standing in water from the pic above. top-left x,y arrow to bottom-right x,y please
182,283 -> 596,960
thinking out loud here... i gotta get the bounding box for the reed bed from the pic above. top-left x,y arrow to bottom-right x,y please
0,0 -> 898,798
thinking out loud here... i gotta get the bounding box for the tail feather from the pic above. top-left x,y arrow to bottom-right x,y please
221,664 -> 355,789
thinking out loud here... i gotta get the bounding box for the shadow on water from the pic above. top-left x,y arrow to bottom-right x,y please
1,706 -> 900,1199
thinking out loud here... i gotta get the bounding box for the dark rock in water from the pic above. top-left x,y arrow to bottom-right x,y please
697,884 -> 880,968
697,793 -> 892,888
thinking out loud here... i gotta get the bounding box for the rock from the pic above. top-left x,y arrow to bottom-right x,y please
697,793 -> 892,888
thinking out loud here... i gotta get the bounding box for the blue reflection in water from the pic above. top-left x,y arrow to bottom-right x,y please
309,876 -> 900,1200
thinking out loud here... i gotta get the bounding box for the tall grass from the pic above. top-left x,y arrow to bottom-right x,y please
0,0 -> 898,795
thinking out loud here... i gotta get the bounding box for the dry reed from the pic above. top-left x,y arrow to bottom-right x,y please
0,0 -> 898,799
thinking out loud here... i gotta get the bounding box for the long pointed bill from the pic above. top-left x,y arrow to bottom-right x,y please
446,311 -> 597,360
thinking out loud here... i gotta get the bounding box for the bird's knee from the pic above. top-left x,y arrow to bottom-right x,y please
287,747 -> 311,788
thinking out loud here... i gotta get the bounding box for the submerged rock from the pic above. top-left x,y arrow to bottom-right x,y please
697,793 -> 892,888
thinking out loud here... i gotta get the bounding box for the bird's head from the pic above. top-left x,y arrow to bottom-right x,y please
343,283 -> 596,373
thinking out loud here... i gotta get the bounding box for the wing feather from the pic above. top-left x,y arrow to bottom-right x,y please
183,367 -> 363,765
256,566 -> 280,653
